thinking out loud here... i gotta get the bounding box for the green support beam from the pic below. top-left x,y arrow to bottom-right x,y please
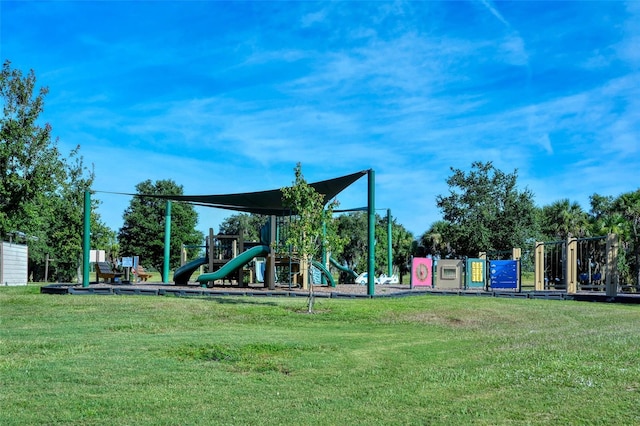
82,190 -> 91,288
387,208 -> 392,277
367,170 -> 375,296
163,201 -> 172,283
321,220 -> 327,285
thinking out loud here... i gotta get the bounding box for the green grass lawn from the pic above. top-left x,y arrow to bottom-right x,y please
1,285 -> 638,425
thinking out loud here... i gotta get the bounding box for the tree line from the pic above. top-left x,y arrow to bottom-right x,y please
2,61 -> 639,287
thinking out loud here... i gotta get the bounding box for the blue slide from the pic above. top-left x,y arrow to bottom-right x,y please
174,257 -> 208,285
196,245 -> 270,285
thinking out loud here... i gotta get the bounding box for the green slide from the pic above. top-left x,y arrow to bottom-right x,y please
312,260 -> 336,287
196,245 -> 270,284
329,257 -> 358,280
174,257 -> 208,285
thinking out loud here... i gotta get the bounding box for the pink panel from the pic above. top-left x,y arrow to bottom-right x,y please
411,257 -> 433,287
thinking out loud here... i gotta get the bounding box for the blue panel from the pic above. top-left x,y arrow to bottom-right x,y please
490,260 -> 518,289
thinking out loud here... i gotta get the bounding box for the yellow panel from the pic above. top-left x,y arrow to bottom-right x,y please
471,261 -> 483,282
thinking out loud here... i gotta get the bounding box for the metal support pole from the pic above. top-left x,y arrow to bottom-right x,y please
387,208 -> 392,277
82,190 -> 91,287
321,220 -> 327,285
606,233 -> 618,297
163,201 -> 172,283
367,169 -> 375,296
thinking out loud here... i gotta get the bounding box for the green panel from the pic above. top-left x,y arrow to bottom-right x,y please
465,258 -> 486,289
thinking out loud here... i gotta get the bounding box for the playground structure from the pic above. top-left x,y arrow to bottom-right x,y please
534,234 -> 618,295
409,233 -> 621,296
80,170 -> 383,294
173,217 -> 348,289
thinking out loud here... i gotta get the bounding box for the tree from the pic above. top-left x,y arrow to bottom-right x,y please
1,60 -> 107,282
281,163 -> 343,312
420,220 -> 456,258
614,189 -> 640,286
334,212 -> 414,282
118,180 -> 203,281
539,199 -> 589,240
43,150 -> 99,281
219,213 -> 267,242
435,161 -> 538,257
377,215 -> 414,282
335,212 -> 368,274
0,60 -> 64,239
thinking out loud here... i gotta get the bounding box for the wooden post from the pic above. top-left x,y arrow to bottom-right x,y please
208,228 -> 214,273
265,216 -> 276,290
237,233 -> 245,286
534,242 -> 544,291
512,248 -> 521,260
181,246 -> 187,266
566,237 -> 578,294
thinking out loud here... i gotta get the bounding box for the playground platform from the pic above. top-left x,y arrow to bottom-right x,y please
40,282 -> 640,303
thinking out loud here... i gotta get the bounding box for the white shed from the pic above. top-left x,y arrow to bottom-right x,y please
1,242 -> 29,286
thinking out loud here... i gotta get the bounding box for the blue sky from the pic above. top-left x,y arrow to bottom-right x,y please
2,1 -> 639,237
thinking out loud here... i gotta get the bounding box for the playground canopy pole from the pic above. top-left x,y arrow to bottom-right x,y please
387,208 -> 392,277
82,190 -> 91,288
163,201 -> 171,283
321,220 -> 327,285
367,170 -> 375,296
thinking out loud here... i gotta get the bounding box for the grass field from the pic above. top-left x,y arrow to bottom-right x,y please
1,285 -> 639,425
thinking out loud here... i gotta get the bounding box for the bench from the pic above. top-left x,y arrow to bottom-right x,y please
133,265 -> 153,282
96,262 -> 123,283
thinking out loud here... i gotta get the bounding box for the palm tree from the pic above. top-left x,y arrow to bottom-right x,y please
615,190 -> 640,286
541,199 -> 589,240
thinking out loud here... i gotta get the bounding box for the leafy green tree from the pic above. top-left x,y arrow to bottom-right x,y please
335,212 -> 368,273
539,199 -> 589,240
118,180 -> 203,281
590,193 -> 632,286
614,189 -> 640,286
435,161 -> 538,257
90,211 -> 119,263
588,194 -> 625,236
0,60 -> 64,239
420,220 -> 456,258
1,60 -> 107,282
43,151 -> 98,281
281,163 -> 344,312
333,211 -> 414,282
219,213 -> 267,242
375,214 -> 414,282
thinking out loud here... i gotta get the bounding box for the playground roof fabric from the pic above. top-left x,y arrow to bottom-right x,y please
142,170 -> 368,216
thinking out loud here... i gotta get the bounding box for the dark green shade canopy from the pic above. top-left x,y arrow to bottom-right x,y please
140,170 -> 368,215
